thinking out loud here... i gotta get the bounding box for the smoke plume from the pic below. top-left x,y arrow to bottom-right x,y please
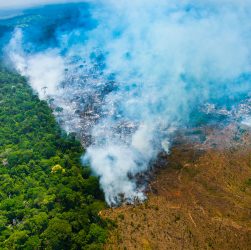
4,0 -> 251,205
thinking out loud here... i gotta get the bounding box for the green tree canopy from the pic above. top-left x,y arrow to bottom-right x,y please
0,67 -> 109,249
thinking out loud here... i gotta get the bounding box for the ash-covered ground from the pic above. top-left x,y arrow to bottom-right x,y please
46,54 -> 138,148
47,57 -> 251,150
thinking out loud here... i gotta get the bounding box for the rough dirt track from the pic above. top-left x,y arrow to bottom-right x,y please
102,125 -> 251,250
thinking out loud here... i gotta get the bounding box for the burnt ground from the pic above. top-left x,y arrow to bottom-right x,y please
102,124 -> 251,250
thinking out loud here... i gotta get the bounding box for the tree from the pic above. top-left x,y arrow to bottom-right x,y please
41,218 -> 72,250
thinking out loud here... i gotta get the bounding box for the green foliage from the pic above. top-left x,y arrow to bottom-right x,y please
245,178 -> 251,186
0,68 -> 108,249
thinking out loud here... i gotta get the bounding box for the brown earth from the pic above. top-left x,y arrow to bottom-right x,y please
102,125 -> 251,250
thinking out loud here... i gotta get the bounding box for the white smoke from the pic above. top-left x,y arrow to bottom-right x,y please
83,0 -> 251,204
7,29 -> 65,99
242,116 -> 251,127
6,0 -> 251,205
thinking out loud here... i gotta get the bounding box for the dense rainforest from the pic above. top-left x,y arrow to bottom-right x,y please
0,67 -> 109,249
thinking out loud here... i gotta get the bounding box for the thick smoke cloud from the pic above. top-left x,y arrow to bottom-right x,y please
6,0 -> 251,205
8,30 -> 65,97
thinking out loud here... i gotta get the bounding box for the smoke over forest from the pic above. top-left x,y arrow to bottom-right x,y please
1,0 -> 251,205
